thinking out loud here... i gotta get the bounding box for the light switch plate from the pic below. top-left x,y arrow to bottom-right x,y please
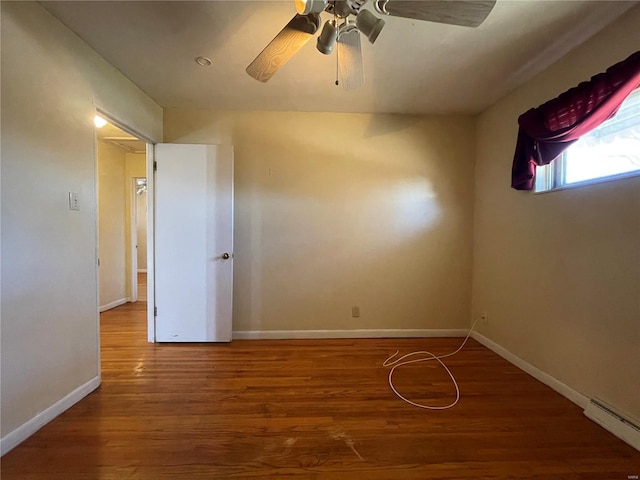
69,192 -> 80,211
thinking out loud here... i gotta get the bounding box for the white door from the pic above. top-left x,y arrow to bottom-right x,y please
154,144 -> 233,342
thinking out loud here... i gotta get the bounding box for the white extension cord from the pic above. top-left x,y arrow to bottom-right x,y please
383,319 -> 480,410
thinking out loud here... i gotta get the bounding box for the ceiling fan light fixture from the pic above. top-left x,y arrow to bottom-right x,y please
295,0 -> 327,15
356,9 -> 385,44
316,20 -> 338,55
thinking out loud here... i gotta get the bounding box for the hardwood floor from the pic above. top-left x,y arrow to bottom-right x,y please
137,272 -> 147,301
2,302 -> 638,479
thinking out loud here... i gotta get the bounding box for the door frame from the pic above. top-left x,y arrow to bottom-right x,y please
146,143 -> 156,342
93,107 -> 156,344
130,177 -> 138,304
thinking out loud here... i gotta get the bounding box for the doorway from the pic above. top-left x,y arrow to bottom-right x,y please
133,177 -> 148,302
95,114 -> 149,333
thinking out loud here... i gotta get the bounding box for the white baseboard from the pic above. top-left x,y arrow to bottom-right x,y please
1,375 -> 100,456
99,297 -> 129,312
471,331 -> 589,409
137,269 -> 147,273
233,329 -> 467,340
470,331 -> 640,453
584,399 -> 640,451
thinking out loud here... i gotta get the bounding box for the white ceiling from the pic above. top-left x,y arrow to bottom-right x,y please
42,0 -> 638,115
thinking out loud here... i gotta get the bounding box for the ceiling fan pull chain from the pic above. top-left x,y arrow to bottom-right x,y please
335,6 -> 340,86
335,46 -> 340,86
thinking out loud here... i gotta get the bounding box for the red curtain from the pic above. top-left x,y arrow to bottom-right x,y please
511,51 -> 640,190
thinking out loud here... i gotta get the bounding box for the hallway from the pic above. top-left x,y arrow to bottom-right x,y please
137,272 -> 147,301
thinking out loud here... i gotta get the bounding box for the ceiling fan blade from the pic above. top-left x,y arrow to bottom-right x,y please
246,13 -> 321,82
337,26 -> 364,91
375,1 -> 496,27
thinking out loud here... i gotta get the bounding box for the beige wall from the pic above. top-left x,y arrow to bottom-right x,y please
97,141 -> 127,308
0,2 -> 161,444
124,153 -> 147,293
165,110 -> 476,332
472,6 -> 640,420
136,192 -> 148,271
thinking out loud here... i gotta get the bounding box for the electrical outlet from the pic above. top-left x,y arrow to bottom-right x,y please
351,306 -> 360,318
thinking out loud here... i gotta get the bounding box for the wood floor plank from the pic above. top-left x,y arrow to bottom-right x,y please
1,301 -> 638,479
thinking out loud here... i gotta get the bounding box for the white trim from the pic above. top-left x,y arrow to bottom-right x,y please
232,329 -> 468,340
584,399 -> 640,451
99,297 -> 129,312
137,269 -> 147,273
0,376 -> 100,456
130,178 -> 138,303
94,107 -> 155,144
470,331 -> 589,409
92,103 -> 102,436
471,332 -> 640,452
534,168 -> 640,194
146,143 -> 155,343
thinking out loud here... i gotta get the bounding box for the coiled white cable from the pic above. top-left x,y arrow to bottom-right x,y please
383,319 -> 480,410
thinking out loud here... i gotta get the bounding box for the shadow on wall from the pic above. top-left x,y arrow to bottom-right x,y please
223,114 -> 473,332
362,114 -> 422,138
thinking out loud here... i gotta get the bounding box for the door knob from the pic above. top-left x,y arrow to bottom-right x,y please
221,253 -> 230,260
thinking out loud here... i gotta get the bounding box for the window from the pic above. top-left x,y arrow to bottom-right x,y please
535,88 -> 640,192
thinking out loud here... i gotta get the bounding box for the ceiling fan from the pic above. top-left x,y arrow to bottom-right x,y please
246,0 -> 496,90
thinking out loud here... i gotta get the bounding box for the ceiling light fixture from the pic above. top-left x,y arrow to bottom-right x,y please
195,56 -> 212,67
296,0 -> 327,15
316,20 -> 338,54
93,115 -> 107,128
356,9 -> 385,44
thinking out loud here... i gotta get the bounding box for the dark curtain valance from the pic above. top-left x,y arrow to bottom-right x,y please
511,51 -> 640,191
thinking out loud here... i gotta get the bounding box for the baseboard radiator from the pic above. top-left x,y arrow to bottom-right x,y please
584,398 -> 640,451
